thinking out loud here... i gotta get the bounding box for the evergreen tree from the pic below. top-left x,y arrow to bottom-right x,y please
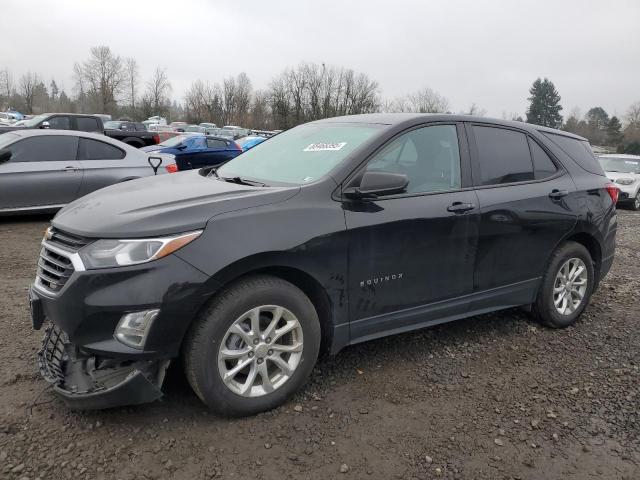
49,79 -> 59,101
606,116 -> 624,146
526,78 -> 563,128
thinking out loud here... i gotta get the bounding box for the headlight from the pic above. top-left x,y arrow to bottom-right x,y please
615,178 -> 635,186
80,230 -> 202,269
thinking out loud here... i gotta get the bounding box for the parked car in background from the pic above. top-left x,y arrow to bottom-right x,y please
104,121 -> 160,148
0,112 -> 19,124
216,128 -> 245,140
0,113 -> 160,148
598,154 -> 640,210
143,116 -> 168,130
199,122 -> 217,130
236,135 -> 267,151
0,130 -> 167,214
184,125 -> 206,133
223,125 -> 250,138
141,134 -> 242,172
170,122 -> 188,132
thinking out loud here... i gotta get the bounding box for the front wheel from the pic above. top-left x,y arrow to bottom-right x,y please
183,275 -> 320,416
531,241 -> 594,328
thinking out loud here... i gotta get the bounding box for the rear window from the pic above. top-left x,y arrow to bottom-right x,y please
543,133 -> 604,176
77,117 -> 101,132
78,138 -> 125,160
473,126 -> 534,185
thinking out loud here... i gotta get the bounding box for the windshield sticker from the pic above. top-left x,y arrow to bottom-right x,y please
304,142 -> 347,152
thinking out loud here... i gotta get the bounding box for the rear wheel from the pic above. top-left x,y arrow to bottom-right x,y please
531,241 -> 594,328
183,275 -> 320,416
630,192 -> 640,211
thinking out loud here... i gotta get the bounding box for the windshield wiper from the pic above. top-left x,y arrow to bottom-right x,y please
219,176 -> 267,187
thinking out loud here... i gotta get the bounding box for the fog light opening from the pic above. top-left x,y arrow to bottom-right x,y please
114,309 -> 160,349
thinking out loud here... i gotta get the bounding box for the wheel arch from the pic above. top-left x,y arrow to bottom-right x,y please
562,231 -> 603,288
192,255 -> 341,356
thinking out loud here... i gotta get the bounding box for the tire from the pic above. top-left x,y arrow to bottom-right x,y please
531,241 -> 594,328
630,192 -> 640,211
182,275 -> 321,416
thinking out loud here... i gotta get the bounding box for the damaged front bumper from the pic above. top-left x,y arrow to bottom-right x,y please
38,324 -> 170,410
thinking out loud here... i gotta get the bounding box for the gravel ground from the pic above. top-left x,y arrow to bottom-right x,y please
0,211 -> 638,480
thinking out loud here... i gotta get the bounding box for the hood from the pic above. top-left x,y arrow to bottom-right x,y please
53,170 -> 299,238
605,170 -> 639,181
0,125 -> 23,133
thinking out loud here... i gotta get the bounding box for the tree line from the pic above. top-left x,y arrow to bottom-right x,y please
1,46 -> 638,153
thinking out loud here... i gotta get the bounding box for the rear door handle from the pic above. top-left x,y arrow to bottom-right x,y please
63,165 -> 79,172
549,189 -> 569,199
447,202 -> 475,213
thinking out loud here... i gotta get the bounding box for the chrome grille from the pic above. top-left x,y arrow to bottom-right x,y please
47,227 -> 90,250
37,246 -> 75,292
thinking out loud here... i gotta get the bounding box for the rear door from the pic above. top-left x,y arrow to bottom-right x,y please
467,123 -> 578,309
0,135 -> 81,209
76,137 -> 129,196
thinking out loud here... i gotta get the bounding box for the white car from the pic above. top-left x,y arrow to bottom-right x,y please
598,154 -> 640,210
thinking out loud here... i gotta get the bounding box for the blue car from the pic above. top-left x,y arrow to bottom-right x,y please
141,134 -> 242,172
236,135 -> 267,151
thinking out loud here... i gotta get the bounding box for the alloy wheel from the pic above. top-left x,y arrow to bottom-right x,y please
553,258 -> 588,316
217,305 -> 304,397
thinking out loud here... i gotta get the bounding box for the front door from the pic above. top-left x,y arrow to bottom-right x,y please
0,135 -> 81,210
344,123 -> 479,342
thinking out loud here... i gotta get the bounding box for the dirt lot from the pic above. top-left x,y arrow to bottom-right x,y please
0,211 -> 638,480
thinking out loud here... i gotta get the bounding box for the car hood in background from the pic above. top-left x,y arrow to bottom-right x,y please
605,171 -> 639,182
53,170 -> 299,238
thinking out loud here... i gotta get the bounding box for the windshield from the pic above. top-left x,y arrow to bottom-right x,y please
21,113 -> 49,127
217,123 -> 381,185
158,135 -> 190,147
598,157 -> 640,174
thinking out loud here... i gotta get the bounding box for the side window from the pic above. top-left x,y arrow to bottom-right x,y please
47,116 -> 71,130
78,138 -> 125,160
135,123 -> 146,131
207,138 -> 227,149
9,136 -> 78,162
543,133 -> 603,175
365,125 -> 461,194
473,126 -> 534,185
528,138 -> 558,179
76,117 -> 101,132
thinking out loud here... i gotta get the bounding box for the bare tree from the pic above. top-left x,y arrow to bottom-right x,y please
19,72 -> 41,113
626,101 -> 640,129
407,87 -> 449,113
74,46 -> 126,114
145,67 -> 172,115
0,68 -> 14,107
234,72 -> 252,126
464,103 -> 486,117
124,58 -> 139,109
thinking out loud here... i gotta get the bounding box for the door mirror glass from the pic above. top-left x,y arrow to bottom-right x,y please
40,121 -> 50,129
345,171 -> 408,199
0,148 -> 11,164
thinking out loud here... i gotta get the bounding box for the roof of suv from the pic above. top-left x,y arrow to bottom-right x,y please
599,153 -> 640,159
315,113 -> 587,141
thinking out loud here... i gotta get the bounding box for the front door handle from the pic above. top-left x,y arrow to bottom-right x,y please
63,165 -> 79,172
447,202 -> 475,213
549,189 -> 569,199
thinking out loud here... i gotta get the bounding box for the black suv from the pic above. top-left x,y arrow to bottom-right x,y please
29,114 -> 617,416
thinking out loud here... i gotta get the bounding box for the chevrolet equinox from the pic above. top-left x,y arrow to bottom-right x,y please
30,114 -> 617,416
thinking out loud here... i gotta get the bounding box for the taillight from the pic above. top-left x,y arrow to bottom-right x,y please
233,142 -> 242,151
605,182 -> 619,203
153,134 -> 160,144
165,164 -> 178,173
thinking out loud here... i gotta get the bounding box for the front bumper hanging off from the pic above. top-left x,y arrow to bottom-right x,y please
38,324 -> 170,410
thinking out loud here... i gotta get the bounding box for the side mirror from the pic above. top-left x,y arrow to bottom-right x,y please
0,148 -> 11,164
40,121 -> 50,129
148,156 -> 163,175
344,171 -> 409,200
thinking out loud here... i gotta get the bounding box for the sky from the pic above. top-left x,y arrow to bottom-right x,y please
1,0 -> 639,119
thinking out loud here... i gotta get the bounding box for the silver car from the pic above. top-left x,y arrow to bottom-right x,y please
0,130 -> 167,215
